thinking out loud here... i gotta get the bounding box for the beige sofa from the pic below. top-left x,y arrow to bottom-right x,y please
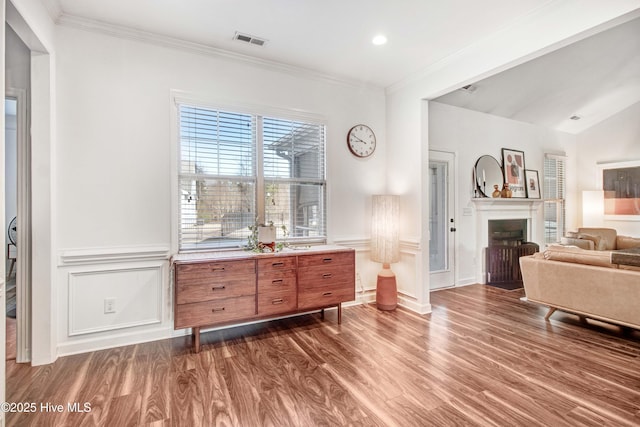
560,227 -> 640,251
520,245 -> 640,329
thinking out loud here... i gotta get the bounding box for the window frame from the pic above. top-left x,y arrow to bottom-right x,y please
171,95 -> 328,253
543,153 -> 567,245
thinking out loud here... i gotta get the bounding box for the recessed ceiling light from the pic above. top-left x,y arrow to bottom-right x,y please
570,115 -> 581,120
372,34 -> 387,46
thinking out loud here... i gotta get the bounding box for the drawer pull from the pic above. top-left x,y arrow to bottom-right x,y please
272,298 -> 284,305
323,292 -> 333,297
323,273 -> 333,279
272,262 -> 285,267
211,266 -> 226,272
211,285 -> 226,291
211,307 -> 226,312
271,279 -> 284,285
322,258 -> 333,263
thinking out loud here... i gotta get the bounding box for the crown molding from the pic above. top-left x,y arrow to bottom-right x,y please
40,0 -> 63,23
56,14 -> 383,92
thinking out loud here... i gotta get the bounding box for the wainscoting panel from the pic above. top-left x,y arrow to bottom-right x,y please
68,264 -> 163,336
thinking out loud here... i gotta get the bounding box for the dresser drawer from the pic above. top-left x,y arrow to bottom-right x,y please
257,256 -> 297,272
258,290 -> 297,316
258,271 -> 297,293
298,286 -> 354,309
175,259 -> 256,282
297,251 -> 354,268
298,265 -> 354,289
177,276 -> 255,305
175,295 -> 256,329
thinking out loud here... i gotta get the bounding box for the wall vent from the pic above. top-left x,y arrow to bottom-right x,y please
234,32 -> 267,47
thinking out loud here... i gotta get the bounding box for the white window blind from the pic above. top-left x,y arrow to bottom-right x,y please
263,117 -> 326,240
178,104 -> 326,251
543,154 -> 566,244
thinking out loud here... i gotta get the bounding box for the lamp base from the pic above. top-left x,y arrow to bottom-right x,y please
376,263 -> 397,311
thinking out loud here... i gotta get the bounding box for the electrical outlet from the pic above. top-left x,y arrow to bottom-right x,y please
104,298 -> 116,314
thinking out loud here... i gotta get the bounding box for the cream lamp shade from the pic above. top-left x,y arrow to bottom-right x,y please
371,195 -> 400,264
582,190 -> 604,227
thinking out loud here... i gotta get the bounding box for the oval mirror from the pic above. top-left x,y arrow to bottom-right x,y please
475,155 -> 503,197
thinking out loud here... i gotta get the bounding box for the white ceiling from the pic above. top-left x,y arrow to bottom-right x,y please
38,0 -> 639,133
434,16 -> 640,134
41,0 -> 551,88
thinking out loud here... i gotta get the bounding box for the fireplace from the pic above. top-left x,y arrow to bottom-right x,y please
471,198 -> 544,284
487,219 -> 538,285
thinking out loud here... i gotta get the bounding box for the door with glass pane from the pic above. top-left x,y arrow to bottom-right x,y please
429,151 -> 455,289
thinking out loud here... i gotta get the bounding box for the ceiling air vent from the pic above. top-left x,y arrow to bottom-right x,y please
234,31 -> 267,47
460,84 -> 477,93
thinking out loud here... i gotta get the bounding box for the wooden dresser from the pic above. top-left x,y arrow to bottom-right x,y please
173,245 -> 355,352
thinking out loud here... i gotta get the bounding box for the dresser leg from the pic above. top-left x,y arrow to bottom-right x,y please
193,327 -> 201,353
338,303 -> 342,324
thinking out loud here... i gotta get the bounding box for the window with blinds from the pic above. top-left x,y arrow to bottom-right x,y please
543,154 -> 566,244
178,105 -> 326,251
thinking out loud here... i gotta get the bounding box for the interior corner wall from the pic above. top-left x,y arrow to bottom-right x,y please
576,100 -> 640,235
53,24 -> 387,355
428,102 -> 578,283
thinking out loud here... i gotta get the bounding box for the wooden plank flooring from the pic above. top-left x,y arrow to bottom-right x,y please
5,284 -> 640,426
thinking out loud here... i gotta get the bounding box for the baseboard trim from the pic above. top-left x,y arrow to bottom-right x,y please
57,325 -> 174,357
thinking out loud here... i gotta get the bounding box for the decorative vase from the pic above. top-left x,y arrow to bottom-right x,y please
492,185 -> 501,198
501,183 -> 512,198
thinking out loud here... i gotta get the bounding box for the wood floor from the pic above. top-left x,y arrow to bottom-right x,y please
6,284 -> 640,426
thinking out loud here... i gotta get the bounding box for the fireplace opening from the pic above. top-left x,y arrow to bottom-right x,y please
488,219 -> 527,246
487,219 -> 538,287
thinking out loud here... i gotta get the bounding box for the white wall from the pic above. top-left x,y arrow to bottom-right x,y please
429,102 -> 578,283
53,24 -> 387,355
576,100 -> 640,236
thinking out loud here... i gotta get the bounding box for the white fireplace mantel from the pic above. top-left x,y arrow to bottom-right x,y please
471,198 -> 544,283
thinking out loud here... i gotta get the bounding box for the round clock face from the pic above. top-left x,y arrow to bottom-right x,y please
347,124 -> 376,158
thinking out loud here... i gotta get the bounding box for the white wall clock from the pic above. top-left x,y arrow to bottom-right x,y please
347,124 -> 376,158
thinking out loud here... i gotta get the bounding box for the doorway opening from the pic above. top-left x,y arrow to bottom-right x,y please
429,150 -> 456,290
5,98 -> 18,361
4,88 -> 30,363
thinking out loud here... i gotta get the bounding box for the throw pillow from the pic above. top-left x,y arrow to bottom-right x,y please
577,233 -> 602,250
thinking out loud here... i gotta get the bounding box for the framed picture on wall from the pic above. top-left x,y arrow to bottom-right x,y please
501,148 -> 527,198
598,160 -> 640,220
525,169 -> 540,198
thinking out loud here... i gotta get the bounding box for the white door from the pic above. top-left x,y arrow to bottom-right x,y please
429,150 -> 456,289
